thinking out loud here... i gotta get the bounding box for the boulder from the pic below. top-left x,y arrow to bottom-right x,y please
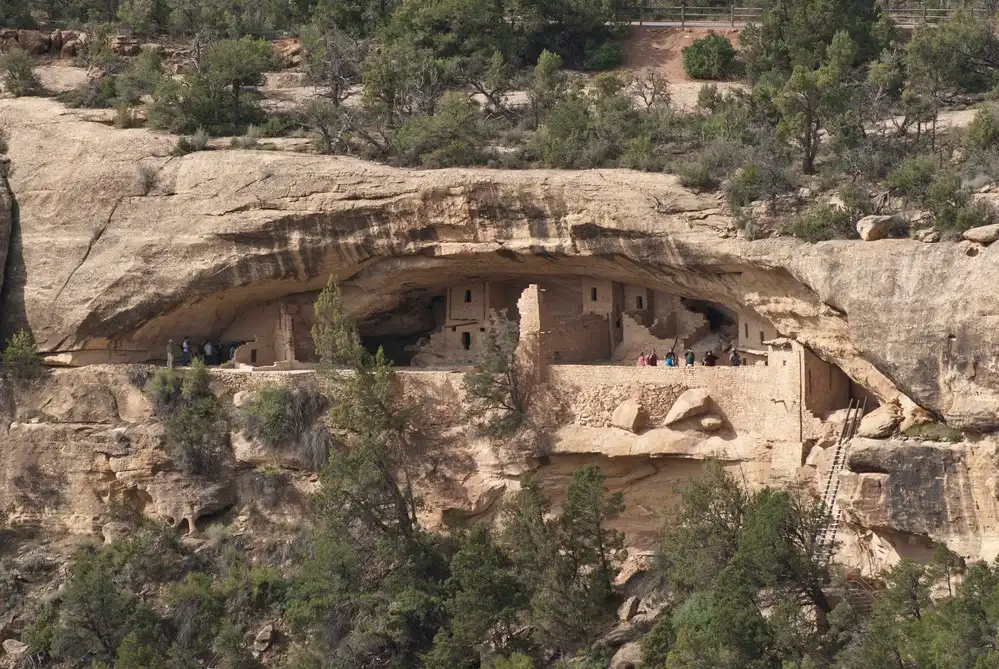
699,415 -> 724,432
110,35 -> 141,57
49,30 -> 63,51
2,639 -> 28,658
664,388 -> 711,426
253,623 -> 274,653
963,223 -> 999,244
913,228 -> 940,243
858,405 -> 901,439
17,30 -> 50,55
617,595 -> 640,622
856,215 -> 896,241
61,40 -> 79,58
612,399 -> 648,433
233,390 -> 251,408
609,642 -> 643,669
101,521 -> 133,544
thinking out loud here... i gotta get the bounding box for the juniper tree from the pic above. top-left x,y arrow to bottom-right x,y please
463,310 -> 534,436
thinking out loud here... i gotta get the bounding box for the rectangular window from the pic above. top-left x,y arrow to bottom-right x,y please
759,330 -> 765,343
744,323 -> 749,338
591,287 -> 598,301
636,296 -> 644,309
464,289 -> 472,303
250,349 -> 257,364
461,332 -> 471,350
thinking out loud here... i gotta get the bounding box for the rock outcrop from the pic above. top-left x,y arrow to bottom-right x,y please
839,438 -> 999,563
857,404 -> 900,439
664,388 -> 711,426
1,96 -> 999,433
612,399 -> 648,433
963,223 -> 999,244
856,215 -> 896,241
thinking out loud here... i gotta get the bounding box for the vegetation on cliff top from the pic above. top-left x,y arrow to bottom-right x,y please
6,0 -> 997,241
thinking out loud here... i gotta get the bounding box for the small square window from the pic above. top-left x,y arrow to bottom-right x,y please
591,287 -> 598,301
461,332 -> 471,350
464,289 -> 472,303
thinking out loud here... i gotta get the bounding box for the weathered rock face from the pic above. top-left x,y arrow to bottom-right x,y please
839,438 -> 999,563
1,97 -> 999,430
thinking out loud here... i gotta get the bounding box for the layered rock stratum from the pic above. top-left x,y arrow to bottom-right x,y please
2,95 -> 999,571
1,98 -> 997,430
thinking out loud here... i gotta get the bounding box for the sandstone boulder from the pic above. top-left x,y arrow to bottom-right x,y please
664,388 -> 711,426
699,415 -> 724,432
609,641 -> 643,669
253,623 -> 274,653
61,40 -> 79,58
17,30 -> 50,55
962,223 -> 999,244
2,639 -> 28,658
617,595 -> 639,622
858,405 -> 900,439
110,35 -> 141,57
612,399 -> 648,433
856,215 -> 896,241
913,228 -> 939,243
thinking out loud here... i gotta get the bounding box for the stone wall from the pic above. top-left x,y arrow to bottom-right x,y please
546,313 -> 611,363
803,347 -> 853,419
547,362 -> 803,441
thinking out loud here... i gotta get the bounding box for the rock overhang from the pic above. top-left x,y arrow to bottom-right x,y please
1,97 -> 999,429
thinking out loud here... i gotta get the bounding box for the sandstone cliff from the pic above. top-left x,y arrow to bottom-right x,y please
1,97 -> 995,430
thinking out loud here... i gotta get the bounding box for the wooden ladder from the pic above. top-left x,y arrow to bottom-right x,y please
816,397 -> 866,564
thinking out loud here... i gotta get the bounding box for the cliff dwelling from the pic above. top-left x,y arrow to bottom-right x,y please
216,277 -> 782,372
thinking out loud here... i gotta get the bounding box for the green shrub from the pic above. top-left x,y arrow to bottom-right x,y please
164,395 -> 227,475
902,422 -> 963,443
148,37 -> 272,135
57,75 -> 118,108
145,360 -> 227,475
230,124 -> 262,149
582,40 -> 624,71
726,163 -> 764,207
144,368 -> 184,415
0,50 -> 41,97
837,182 -> 874,218
238,385 -> 297,447
696,83 -> 722,112
115,103 -> 140,129
171,128 -> 211,156
237,383 -> 330,465
137,164 -> 158,194
784,204 -> 858,242
1,329 -> 41,379
391,92 -> 489,167
683,33 -> 736,80
885,154 -> 938,198
115,49 -> 163,105
966,105 -> 999,152
677,162 -> 716,190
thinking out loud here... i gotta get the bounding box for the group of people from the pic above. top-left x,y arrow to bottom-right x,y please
636,348 -> 742,368
166,337 -> 239,368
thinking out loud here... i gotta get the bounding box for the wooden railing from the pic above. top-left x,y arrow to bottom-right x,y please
619,2 -> 991,26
